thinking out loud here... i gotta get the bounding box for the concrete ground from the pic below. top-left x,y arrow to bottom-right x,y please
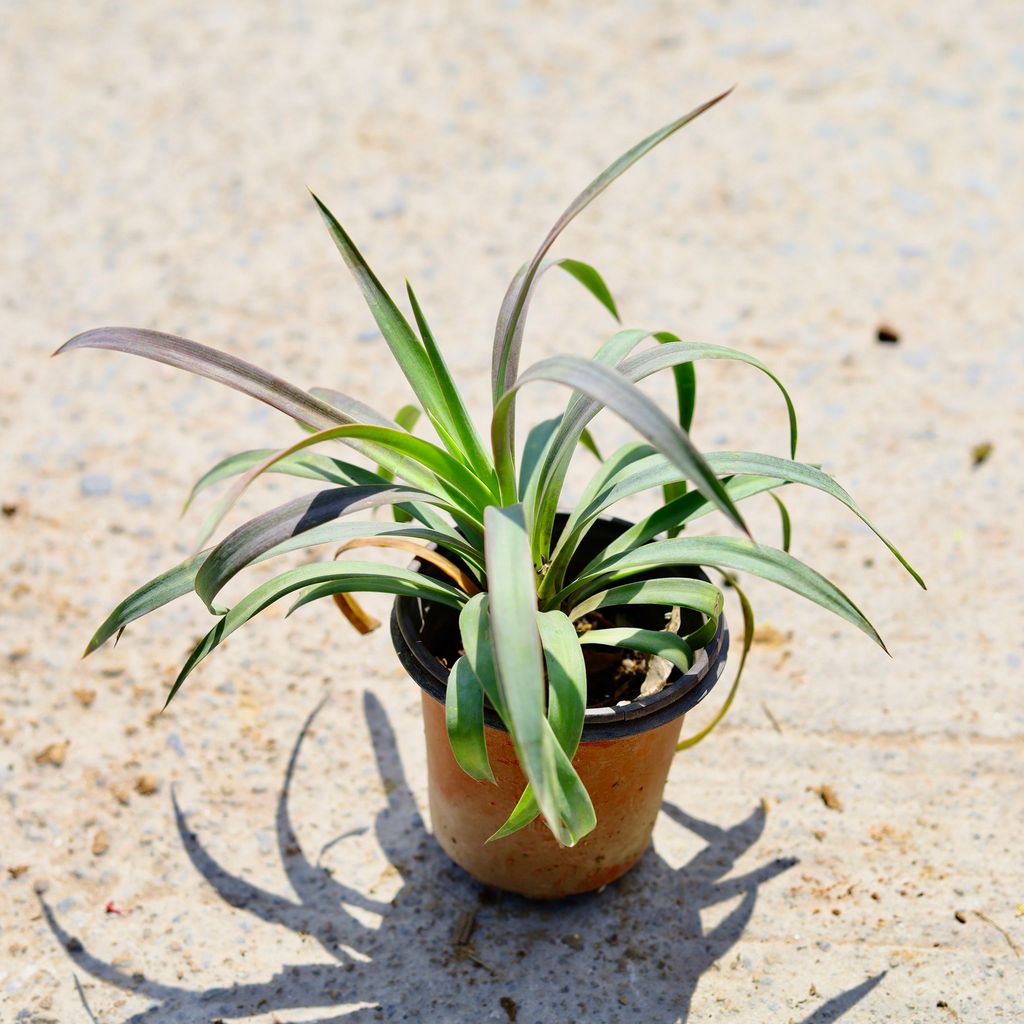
2,2 -> 1021,1021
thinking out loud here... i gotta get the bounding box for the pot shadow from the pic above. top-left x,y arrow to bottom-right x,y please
42,696 -> 884,1023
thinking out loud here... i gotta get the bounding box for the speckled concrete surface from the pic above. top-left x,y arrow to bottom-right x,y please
2,2 -> 1022,1021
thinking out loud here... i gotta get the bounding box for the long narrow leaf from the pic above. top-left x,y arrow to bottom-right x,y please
183,448 -> 383,514
579,627 -> 694,673
562,535 -> 886,651
490,256 -> 621,425
85,519 -> 475,656
405,281 -> 495,480
491,356 -> 749,538
488,609 -> 590,839
167,561 -> 467,706
491,89 -> 733,402
445,657 -> 495,783
305,386 -> 399,428
310,193 -> 464,447
619,339 -> 798,457
458,594 -> 506,719
567,577 -> 724,623
197,422 -> 492,550
484,505 -> 586,845
489,718 -> 597,843
194,485 -> 462,611
54,327 -> 365,430
677,574 -> 754,750
538,610 -> 587,759
771,493 -> 792,553
532,334 -> 799,559
586,475 -> 789,570
84,550 -> 209,655
579,449 -> 923,589
377,404 -> 421,522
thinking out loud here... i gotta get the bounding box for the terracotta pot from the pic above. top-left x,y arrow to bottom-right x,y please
390,521 -> 729,900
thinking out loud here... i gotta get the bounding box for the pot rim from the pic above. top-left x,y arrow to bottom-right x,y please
391,568 -> 729,742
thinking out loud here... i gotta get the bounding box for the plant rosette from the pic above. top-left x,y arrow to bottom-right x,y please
55,89 -> 924,899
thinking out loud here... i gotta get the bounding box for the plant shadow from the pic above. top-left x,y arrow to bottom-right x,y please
42,696 -> 884,1023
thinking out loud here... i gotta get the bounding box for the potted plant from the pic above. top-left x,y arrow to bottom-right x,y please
55,89 -> 923,900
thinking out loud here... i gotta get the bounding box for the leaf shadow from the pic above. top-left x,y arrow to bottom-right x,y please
43,695 -> 884,1023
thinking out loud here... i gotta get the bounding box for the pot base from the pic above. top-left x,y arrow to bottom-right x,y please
421,691 -> 686,899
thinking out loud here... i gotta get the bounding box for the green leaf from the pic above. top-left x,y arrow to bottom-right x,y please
309,193 -> 465,447
182,432 -> 461,544
545,446 -> 774,595
303,423 -> 496,513
619,338 -> 798,457
405,281 -> 495,481
578,427 -> 603,461
488,609 -> 592,840
491,257 -> 623,402
579,627 -> 694,673
488,258 -> 621,454
771,492 -> 792,552
54,327 -> 367,431
491,356 -> 749,539
530,331 -> 796,561
484,505 -> 591,845
304,386 -> 400,428
445,657 -> 495,783
702,452 -> 922,586
488,717 -> 596,844
198,423 -> 493,548
565,535 -> 887,651
585,449 -> 923,589
194,485 -> 467,612
182,448 -> 383,514
677,573 -> 754,750
458,594 -> 506,719
376,404 -> 421,522
660,333 -> 697,432
567,577 -> 724,624
168,561 -> 468,706
491,89 -> 733,402
394,403 -> 422,431
660,333 -> 696,527
586,474 -> 789,570
538,610 -> 587,758
517,416 -> 562,534
555,259 -> 620,321
84,550 -> 210,655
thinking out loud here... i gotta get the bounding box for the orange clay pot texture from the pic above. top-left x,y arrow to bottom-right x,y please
421,690 -> 686,899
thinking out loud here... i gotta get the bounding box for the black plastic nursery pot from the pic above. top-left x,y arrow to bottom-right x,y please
391,516 -> 730,899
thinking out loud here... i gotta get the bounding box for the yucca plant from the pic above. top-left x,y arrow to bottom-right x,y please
56,89 -> 923,848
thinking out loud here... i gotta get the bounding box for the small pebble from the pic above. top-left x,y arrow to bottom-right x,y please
135,774 -> 159,796
812,784 -> 843,812
92,829 -> 109,856
34,741 -> 69,767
